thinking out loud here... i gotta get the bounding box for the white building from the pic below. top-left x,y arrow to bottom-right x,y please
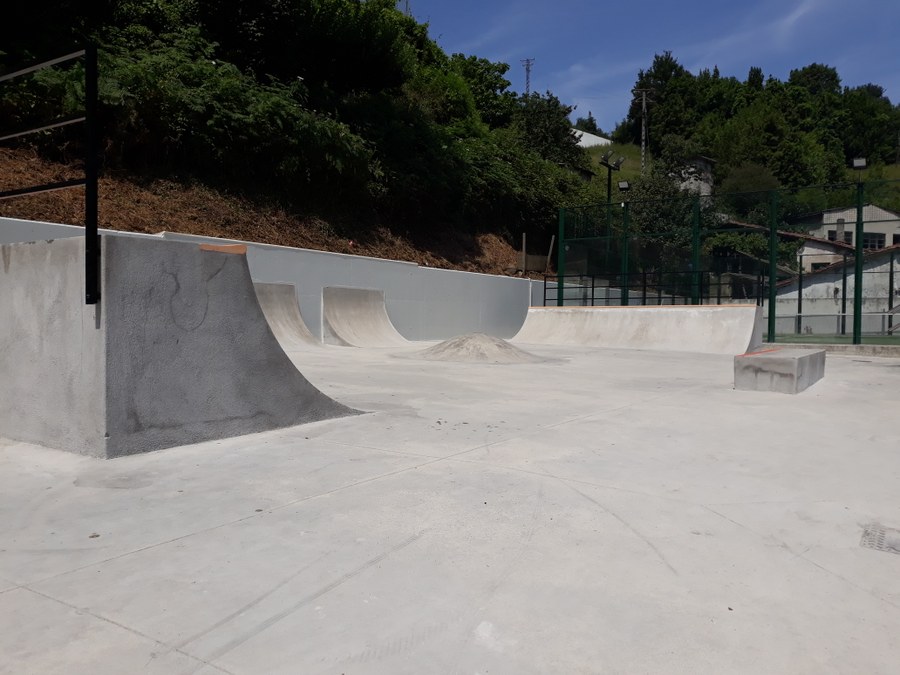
572,129 -> 612,148
803,204 -> 900,250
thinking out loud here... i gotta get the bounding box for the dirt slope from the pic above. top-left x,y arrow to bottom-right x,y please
0,147 -> 539,276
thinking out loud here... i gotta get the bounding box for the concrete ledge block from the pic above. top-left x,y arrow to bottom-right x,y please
734,348 -> 826,394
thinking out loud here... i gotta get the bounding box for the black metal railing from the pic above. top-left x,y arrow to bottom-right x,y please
0,46 -> 100,304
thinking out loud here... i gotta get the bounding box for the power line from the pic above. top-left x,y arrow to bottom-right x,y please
521,58 -> 534,95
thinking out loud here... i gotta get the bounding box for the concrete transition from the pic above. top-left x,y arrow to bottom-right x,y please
253,282 -> 318,349
322,286 -> 409,347
0,236 -> 356,458
734,347 -> 826,394
405,332 -> 547,364
513,305 -> 763,355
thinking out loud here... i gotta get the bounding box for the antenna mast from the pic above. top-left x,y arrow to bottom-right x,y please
632,88 -> 653,175
521,58 -> 535,95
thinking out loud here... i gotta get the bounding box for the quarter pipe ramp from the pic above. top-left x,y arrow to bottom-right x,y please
322,287 -> 409,347
513,305 -> 763,355
254,282 -> 318,349
0,236 -> 356,458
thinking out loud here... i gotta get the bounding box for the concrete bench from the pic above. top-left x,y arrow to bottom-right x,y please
734,348 -> 826,394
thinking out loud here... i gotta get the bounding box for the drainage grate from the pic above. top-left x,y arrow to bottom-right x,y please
860,525 -> 900,555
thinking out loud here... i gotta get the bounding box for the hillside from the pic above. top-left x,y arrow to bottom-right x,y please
0,147 -> 533,276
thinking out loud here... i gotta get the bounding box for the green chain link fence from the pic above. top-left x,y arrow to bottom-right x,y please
550,179 -> 900,346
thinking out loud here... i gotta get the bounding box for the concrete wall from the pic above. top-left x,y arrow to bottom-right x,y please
0,218 -> 531,341
0,237 -> 108,456
0,234 -> 354,457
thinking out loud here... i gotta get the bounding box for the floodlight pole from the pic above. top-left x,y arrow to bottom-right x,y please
852,176 -> 865,344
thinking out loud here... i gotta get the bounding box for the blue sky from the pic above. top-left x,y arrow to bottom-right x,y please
407,0 -> 900,134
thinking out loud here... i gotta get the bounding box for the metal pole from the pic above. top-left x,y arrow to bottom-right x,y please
841,254 -> 847,335
853,180 -> 865,344
84,44 -> 100,305
767,191 -> 778,342
556,209 -> 565,307
691,197 -> 701,305
642,271 -> 647,306
889,250 -> 895,333
796,255 -> 803,334
621,202 -> 630,306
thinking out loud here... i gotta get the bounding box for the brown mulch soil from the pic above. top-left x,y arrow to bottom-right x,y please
0,147 -> 547,278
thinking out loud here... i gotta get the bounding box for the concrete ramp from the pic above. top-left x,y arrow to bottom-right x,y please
254,282 -> 319,349
0,236 -> 356,458
513,305 -> 763,355
322,287 -> 409,347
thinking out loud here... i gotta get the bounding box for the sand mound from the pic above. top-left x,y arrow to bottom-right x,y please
410,333 -> 546,364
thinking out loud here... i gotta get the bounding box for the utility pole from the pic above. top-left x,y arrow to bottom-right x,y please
632,88 -> 652,176
521,58 -> 534,95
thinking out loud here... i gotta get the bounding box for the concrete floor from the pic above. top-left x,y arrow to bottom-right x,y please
2,343 -> 900,674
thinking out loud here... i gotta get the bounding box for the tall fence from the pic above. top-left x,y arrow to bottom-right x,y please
552,179 -> 900,345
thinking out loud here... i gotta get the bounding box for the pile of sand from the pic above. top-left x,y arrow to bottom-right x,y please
407,333 -> 546,364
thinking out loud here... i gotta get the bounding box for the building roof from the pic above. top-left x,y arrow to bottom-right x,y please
572,129 -> 612,148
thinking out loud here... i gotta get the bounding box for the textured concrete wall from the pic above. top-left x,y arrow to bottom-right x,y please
0,218 -> 532,340
101,237 -> 354,457
0,238 -> 107,456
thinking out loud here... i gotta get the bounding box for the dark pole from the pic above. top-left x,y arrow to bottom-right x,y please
889,250 -> 895,333
767,190 -> 778,342
84,43 -> 100,305
852,180 -> 865,344
841,253 -> 848,335
797,255 -> 803,334
621,201 -> 630,306
556,208 -> 565,306
691,196 -> 701,305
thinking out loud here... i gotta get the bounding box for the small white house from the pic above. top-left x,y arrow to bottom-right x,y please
804,204 -> 900,250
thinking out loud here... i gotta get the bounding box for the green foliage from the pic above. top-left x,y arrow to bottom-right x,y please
615,52 -> 899,191
513,91 -> 586,170
449,54 -> 516,128
1,0 -> 598,241
574,112 -> 602,136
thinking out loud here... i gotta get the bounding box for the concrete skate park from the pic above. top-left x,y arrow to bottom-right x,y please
3,220 -> 900,674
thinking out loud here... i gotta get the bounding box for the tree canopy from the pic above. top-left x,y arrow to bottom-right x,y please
614,53 -> 900,189
0,0 -> 598,245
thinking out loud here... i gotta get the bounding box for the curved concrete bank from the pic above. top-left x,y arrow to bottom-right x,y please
323,287 -> 409,347
0,237 -> 355,458
254,282 -> 319,349
513,305 -> 763,355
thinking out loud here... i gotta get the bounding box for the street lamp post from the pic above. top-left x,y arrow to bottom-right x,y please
598,150 -> 626,205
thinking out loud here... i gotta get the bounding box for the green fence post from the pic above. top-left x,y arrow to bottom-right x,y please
557,208 -> 566,307
767,190 -> 778,343
853,181 -> 865,344
621,201 -> 630,306
691,196 -> 701,305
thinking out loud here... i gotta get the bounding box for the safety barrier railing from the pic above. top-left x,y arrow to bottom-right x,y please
0,46 -> 99,304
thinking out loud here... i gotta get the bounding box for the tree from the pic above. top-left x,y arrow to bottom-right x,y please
449,54 -> 517,128
574,112 -> 602,136
513,91 -> 586,169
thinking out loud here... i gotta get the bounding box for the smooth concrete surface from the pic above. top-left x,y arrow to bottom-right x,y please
2,346 -> 900,674
0,218 -> 532,341
0,237 -> 107,455
735,348 -> 826,394
322,286 -> 409,347
253,282 -> 318,349
514,305 -> 764,355
0,236 -> 355,457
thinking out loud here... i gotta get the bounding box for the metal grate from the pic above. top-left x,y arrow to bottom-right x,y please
860,525 -> 900,555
